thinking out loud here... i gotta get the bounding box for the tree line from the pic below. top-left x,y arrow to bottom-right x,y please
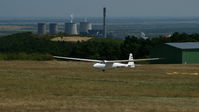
0,32 -> 199,60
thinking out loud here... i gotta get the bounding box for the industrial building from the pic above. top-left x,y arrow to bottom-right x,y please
103,7 -> 107,38
80,7 -> 106,37
80,22 -> 92,35
37,23 -> 46,34
49,23 -> 58,34
64,23 -> 78,35
88,30 -> 103,37
36,8 -> 107,36
150,42 -> 199,64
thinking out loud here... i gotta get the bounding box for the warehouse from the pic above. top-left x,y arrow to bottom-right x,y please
150,42 -> 199,64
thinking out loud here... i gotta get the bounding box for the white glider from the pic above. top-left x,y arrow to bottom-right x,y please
53,53 -> 160,71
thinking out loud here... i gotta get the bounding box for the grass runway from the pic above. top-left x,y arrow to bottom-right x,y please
0,61 -> 199,112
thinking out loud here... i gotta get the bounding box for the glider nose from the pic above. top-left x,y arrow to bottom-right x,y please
93,63 -> 103,69
93,63 -> 98,68
93,63 -> 105,69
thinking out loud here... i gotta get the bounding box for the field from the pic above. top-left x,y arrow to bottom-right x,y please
0,61 -> 199,112
51,37 -> 92,42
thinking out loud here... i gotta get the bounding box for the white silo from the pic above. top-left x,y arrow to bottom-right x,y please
64,23 -> 78,35
80,22 -> 92,34
37,23 -> 46,35
49,23 -> 58,34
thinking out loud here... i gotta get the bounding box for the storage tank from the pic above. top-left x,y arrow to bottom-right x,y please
80,22 -> 92,34
49,23 -> 58,34
64,23 -> 78,35
37,23 -> 46,34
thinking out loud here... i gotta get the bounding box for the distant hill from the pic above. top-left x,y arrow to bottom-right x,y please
1,32 -> 199,60
0,32 -> 123,60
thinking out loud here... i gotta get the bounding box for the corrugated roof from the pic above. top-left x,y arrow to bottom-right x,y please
166,42 -> 199,49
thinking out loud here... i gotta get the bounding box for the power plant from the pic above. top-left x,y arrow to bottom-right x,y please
49,23 -> 58,34
80,22 -> 92,35
64,23 -> 78,35
37,8 -> 108,37
37,23 -> 46,35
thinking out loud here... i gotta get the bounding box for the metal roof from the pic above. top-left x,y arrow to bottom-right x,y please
166,42 -> 199,49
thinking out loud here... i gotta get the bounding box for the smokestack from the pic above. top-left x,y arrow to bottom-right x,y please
103,7 -> 107,38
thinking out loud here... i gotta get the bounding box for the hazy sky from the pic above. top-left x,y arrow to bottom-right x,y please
0,0 -> 199,17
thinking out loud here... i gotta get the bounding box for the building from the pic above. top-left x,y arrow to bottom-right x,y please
49,23 -> 58,34
150,42 -> 199,64
80,22 -> 92,35
37,23 -> 46,34
140,32 -> 148,39
88,30 -> 103,37
64,23 -> 78,35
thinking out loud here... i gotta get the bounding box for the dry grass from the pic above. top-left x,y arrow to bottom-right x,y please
51,37 -> 92,42
0,61 -> 199,112
0,26 -> 27,30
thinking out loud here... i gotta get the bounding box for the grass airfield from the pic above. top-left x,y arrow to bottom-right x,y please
0,61 -> 199,112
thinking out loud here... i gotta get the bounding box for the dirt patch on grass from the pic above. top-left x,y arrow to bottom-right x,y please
51,36 -> 92,42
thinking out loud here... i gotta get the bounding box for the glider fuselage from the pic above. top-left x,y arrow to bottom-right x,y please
93,62 -> 132,70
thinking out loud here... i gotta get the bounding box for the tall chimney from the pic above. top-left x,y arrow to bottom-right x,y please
103,7 -> 107,38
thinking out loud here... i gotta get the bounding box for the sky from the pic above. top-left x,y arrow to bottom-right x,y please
0,0 -> 199,18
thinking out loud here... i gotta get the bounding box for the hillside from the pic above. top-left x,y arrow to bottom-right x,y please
1,32 -> 199,60
0,33 -> 123,60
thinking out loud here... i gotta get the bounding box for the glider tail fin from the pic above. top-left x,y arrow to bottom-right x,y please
128,53 -> 135,68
